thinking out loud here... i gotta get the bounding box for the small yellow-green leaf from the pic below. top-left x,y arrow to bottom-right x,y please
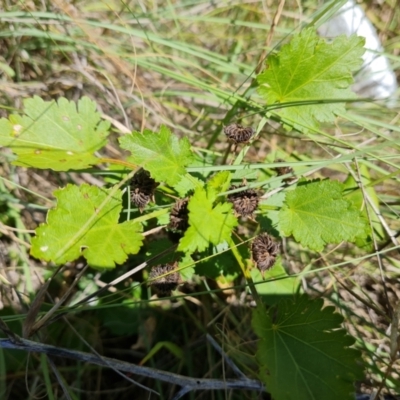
119,125 -> 194,186
207,170 -> 231,200
178,186 -> 238,253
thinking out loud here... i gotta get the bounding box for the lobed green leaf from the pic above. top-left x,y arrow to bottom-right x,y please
343,164 -> 384,249
0,96 -> 110,170
253,296 -> 363,400
257,28 -> 365,132
31,184 -> 143,268
206,170 -> 232,200
119,125 -> 194,186
178,185 -> 238,253
278,179 -> 368,251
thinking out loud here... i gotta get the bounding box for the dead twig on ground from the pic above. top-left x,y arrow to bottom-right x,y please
0,338 -> 265,399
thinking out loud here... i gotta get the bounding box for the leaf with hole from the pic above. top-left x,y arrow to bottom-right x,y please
0,96 -> 110,170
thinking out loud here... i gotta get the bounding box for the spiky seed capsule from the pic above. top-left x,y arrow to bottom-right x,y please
130,168 -> 159,212
131,190 -> 151,211
224,123 -> 254,144
273,159 -> 295,182
148,263 -> 180,297
227,182 -> 259,217
169,198 -> 189,232
251,233 -> 280,278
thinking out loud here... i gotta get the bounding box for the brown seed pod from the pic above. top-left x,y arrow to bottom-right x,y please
148,263 -> 180,297
224,123 -> 254,144
130,168 -> 159,212
251,233 -> 280,278
169,198 -> 189,232
227,182 -> 259,217
131,190 -> 151,211
273,159 -> 295,182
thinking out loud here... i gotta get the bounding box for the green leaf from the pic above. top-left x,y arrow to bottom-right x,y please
258,190 -> 286,238
31,184 -> 143,268
253,296 -> 363,400
207,171 -> 232,199
195,241 -> 240,280
278,179 -> 368,251
0,96 -> 110,170
179,253 -> 195,281
343,165 -> 384,249
145,237 -> 176,265
251,258 -> 300,305
119,125 -> 194,186
257,28 -> 365,132
174,173 -> 204,197
178,186 -> 238,253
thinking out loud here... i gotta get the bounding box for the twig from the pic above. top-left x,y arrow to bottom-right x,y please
101,113 -> 131,134
63,316 -> 158,395
255,0 -> 285,74
0,338 -> 266,397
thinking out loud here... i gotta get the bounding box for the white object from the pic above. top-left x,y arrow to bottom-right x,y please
319,0 -> 398,102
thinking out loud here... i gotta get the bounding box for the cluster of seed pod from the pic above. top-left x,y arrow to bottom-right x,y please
251,233 -> 280,278
166,198 -> 190,243
148,262 -> 181,297
273,158 -> 295,182
168,198 -> 189,232
222,124 -> 288,276
140,122 -> 287,293
148,233 -> 279,296
128,170 -> 185,297
130,168 -> 159,212
224,123 -> 254,144
227,180 -> 259,218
